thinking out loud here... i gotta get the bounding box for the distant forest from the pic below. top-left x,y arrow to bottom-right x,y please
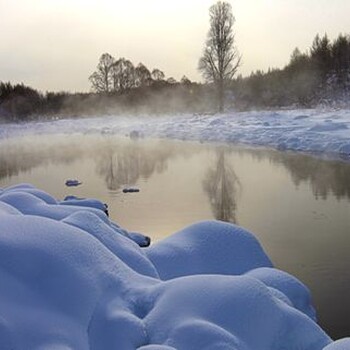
1,33 -> 350,121
234,33 -> 350,109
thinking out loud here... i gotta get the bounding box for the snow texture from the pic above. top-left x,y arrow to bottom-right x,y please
0,184 -> 347,349
1,109 -> 350,160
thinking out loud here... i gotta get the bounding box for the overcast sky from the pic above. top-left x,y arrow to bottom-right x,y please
1,0 -> 350,92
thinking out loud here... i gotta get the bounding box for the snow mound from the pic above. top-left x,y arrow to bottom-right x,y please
245,267 -> 316,320
323,339 -> 350,349
0,184 -> 345,349
60,197 -> 107,212
146,221 -> 273,280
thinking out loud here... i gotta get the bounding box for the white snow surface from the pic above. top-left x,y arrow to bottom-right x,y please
0,184 -> 347,349
1,109 -> 350,159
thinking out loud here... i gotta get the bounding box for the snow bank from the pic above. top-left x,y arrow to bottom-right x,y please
0,184 -> 346,349
146,221 -> 273,279
1,109 -> 350,160
323,339 -> 350,349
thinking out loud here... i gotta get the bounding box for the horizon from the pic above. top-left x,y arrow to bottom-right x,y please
1,0 -> 350,93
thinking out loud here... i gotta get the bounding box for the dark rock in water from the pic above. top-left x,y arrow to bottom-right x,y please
141,236 -> 151,247
123,188 -> 140,193
64,195 -> 82,201
128,232 -> 151,247
104,204 -> 109,217
65,180 -> 82,187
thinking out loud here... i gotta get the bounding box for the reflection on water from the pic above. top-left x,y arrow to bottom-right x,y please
240,148 -> 350,201
0,137 -> 85,179
96,141 -> 173,191
276,154 -> 350,200
0,134 -> 350,339
1,136 -> 350,201
203,149 -> 240,223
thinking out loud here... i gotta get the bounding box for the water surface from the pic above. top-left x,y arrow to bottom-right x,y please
0,134 -> 349,339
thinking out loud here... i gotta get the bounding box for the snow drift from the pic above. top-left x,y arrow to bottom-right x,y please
0,184 -> 348,349
1,109 -> 350,160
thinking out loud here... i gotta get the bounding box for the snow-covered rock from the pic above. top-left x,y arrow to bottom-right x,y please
0,184 -> 346,349
60,197 -> 107,212
146,221 -> 273,280
65,179 -> 82,187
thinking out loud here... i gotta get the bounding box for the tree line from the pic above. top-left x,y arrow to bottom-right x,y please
0,76 -> 212,122
0,1 -> 239,121
233,33 -> 350,109
89,53 -> 170,93
2,1 -> 350,122
0,54 -> 206,122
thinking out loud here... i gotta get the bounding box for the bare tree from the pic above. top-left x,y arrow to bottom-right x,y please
151,68 -> 165,81
199,1 -> 241,112
89,53 -> 115,93
112,58 -> 136,92
135,63 -> 152,87
181,75 -> 192,85
166,77 -> 177,85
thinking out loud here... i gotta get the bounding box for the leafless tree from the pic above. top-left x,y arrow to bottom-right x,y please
135,63 -> 152,87
89,53 -> 115,93
112,58 -> 136,92
151,68 -> 165,81
199,1 -> 241,112
181,75 -> 192,85
166,77 -> 177,85
90,55 -> 169,93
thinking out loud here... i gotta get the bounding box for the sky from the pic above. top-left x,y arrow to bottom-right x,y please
1,0 -> 350,92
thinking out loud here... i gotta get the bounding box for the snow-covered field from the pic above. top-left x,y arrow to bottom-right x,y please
1,108 -> 350,159
0,183 -> 349,349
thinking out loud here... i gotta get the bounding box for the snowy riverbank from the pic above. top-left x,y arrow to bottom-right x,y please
0,183 -> 349,349
1,108 -> 350,160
